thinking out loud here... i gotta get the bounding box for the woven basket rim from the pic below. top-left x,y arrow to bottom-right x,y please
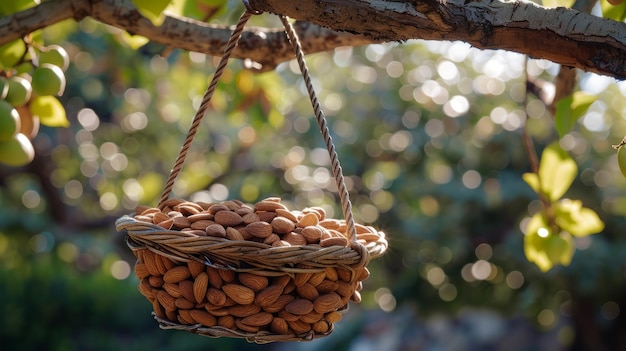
117,215 -> 387,275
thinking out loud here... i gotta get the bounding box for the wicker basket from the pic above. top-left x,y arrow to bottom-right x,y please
115,9 -> 388,343
117,197 -> 386,342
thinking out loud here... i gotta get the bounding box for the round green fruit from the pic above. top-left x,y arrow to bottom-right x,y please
0,39 -> 26,69
31,63 -> 66,96
0,133 -> 34,167
5,76 -> 32,107
0,100 -> 20,141
38,44 -> 70,71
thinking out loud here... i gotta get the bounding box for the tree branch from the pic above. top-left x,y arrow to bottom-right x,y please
1,0 -> 626,78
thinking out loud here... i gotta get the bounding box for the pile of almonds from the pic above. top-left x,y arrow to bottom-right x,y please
130,197 -> 383,338
133,197 -> 384,249
135,250 -> 369,337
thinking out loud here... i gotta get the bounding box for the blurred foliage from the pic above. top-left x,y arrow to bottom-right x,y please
2,1 -> 626,350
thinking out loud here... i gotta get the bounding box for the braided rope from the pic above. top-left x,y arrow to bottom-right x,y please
158,11 -> 253,208
279,16 -> 357,243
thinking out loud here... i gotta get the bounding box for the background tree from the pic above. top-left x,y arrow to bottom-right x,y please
1,0 -> 626,350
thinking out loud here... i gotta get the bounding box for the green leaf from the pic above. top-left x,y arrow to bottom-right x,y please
600,0 -> 626,22
522,172 -> 540,193
131,0 -> 172,26
541,0 -> 575,8
0,0 -> 40,16
29,96 -> 69,127
538,142 -> 577,201
554,92 -> 596,138
555,199 -> 605,237
119,32 -> 150,50
524,214 -> 575,272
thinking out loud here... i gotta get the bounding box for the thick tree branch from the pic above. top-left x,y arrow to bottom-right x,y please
1,0 -> 626,78
0,0 -> 375,71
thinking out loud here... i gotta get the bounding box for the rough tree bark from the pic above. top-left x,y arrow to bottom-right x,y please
0,0 -> 625,78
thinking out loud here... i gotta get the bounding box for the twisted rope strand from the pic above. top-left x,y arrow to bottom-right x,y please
158,11 -> 253,208
279,16 -> 357,242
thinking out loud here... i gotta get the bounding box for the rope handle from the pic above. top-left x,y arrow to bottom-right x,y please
157,8 -> 358,243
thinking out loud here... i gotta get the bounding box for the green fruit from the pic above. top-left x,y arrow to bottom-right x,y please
0,100 -> 20,141
38,45 -> 70,71
0,133 -> 34,167
31,63 -> 66,96
0,0 -> 40,15
5,76 -> 32,107
0,39 -> 26,69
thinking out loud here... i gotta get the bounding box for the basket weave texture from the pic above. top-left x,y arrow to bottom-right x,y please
117,197 -> 387,343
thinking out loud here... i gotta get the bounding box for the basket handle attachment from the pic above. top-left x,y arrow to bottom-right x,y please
157,8 -> 358,244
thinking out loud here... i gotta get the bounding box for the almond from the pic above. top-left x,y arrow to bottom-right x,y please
156,290 -> 176,311
255,284 -> 284,307
218,269 -> 235,283
297,212 -> 319,227
336,268 -> 352,282
152,211 -> 169,225
178,204 -> 201,216
175,297 -> 196,309
308,271 -> 327,287
205,223 -> 226,238
304,207 -> 326,221
188,212 -> 214,222
214,211 -> 243,227
228,303 -> 261,317
193,272 -> 209,304
208,204 -> 229,214
271,317 -> 290,335
271,216 -> 295,234
262,233 -> 280,245
276,208 -> 298,222
255,200 -> 287,212
313,293 -> 344,314
222,284 -> 255,305
287,319 -> 312,334
190,219 -> 214,231
190,309 -> 217,327
296,283 -> 320,301
325,267 -> 339,281
152,297 -> 165,319
165,309 -> 177,322
163,265 -> 191,284
325,311 -> 343,323
241,312 -> 273,327
178,309 -> 195,324
285,298 -> 314,315
154,254 -> 168,275
138,278 -> 156,300
238,273 -> 269,292
294,272 -> 312,287
245,221 -> 273,238
351,290 -> 362,303
225,227 -> 244,241
205,306 -> 230,317
148,275 -> 164,288
316,279 -> 339,294
258,211 -> 277,223
142,251 -> 160,276
206,287 -> 227,306
218,315 -> 236,329
179,280 -> 195,302
283,232 -> 306,246
335,280 -> 353,298
207,267 -> 224,288
235,319 -> 260,333
278,310 -> 300,322
319,219 -> 340,230
301,226 -> 323,244
163,282 -> 183,298
300,311 -> 323,324
187,260 -> 206,278
157,218 -> 174,229
263,294 -> 295,313
172,216 -> 191,229
242,212 -> 260,224
357,267 -> 370,281
320,236 -> 348,247
134,262 -> 150,279
312,320 -> 331,334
